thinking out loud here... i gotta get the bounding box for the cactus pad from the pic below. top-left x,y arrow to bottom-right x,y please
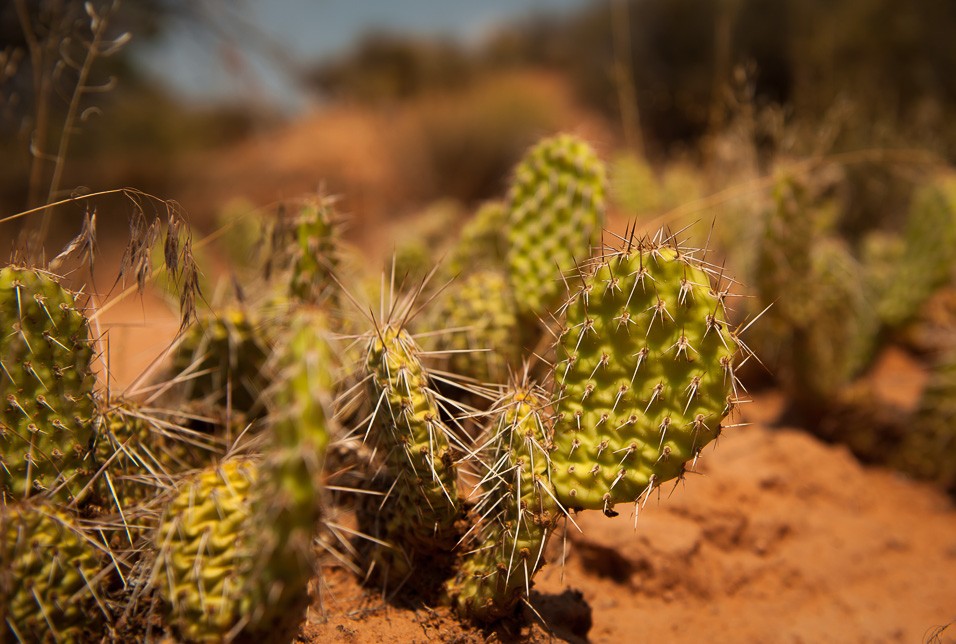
156,459 -> 257,642
1,504 -> 106,641
364,324 -> 462,573
425,270 -> 520,384
1,267 -> 96,501
171,307 -> 270,422
551,239 -> 742,514
448,388 -> 559,622
506,134 -> 606,316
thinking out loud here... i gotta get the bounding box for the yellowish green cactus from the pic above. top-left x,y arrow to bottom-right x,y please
506,134 -> 606,317
424,270 -> 520,385
156,459 -> 257,643
1,267 -> 96,501
245,308 -> 333,634
447,200 -> 508,276
876,175 -> 956,329
289,196 -> 341,306
551,237 -> 742,514
447,387 -> 559,622
364,324 -> 462,576
171,307 -> 271,423
1,503 -> 107,641
609,151 -> 661,215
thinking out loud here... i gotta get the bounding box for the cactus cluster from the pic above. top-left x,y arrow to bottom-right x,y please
1,132 -> 754,640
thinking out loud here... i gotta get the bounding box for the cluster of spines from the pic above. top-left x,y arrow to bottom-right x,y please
1,266 -> 96,502
550,233 -> 743,515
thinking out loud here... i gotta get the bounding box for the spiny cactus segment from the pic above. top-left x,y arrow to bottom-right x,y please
363,323 -> 462,577
875,175 -> 956,329
448,387 -> 559,622
506,134 -> 606,317
447,200 -> 508,277
1,267 -> 96,502
1,503 -> 107,641
289,196 -> 342,306
156,458 -> 257,642
424,270 -> 520,385
171,306 -> 271,425
551,234 -> 744,515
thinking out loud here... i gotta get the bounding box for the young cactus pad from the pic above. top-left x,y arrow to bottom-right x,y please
448,387 -> 559,622
1,503 -> 106,641
364,324 -> 461,564
1,266 -> 96,500
506,134 -> 606,317
551,235 -> 743,515
156,459 -> 257,642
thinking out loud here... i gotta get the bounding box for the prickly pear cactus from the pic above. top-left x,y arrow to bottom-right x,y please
171,307 -> 271,423
1,503 -> 106,641
895,351 -> 956,492
156,458 -> 257,642
289,196 -> 341,306
448,387 -> 559,622
246,308 -> 333,636
1,267 -> 96,501
425,270 -> 520,384
447,200 -> 508,276
752,174 -> 870,407
364,324 -> 462,576
506,134 -> 606,317
609,151 -> 661,216
876,175 -> 956,329
550,238 -> 742,515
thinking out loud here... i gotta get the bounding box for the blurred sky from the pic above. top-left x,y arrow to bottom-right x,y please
135,0 -> 587,111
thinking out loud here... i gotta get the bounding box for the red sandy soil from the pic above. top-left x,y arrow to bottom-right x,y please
299,394 -> 956,643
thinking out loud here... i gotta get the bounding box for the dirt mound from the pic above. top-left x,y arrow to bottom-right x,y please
302,400 -> 956,643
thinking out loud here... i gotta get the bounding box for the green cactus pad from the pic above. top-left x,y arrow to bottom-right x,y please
245,309 -> 333,634
1,267 -> 96,501
157,459 -> 257,642
895,351 -> 956,492
448,200 -> 508,276
551,239 -> 741,514
364,325 -> 462,572
289,196 -> 341,306
171,307 -> 271,422
506,134 -> 606,317
425,270 -> 520,385
877,175 -> 956,329
448,388 -> 559,622
1,503 -> 106,641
